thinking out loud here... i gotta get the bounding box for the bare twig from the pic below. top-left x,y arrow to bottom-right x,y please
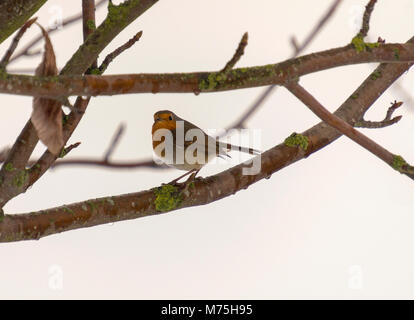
355,100 -> 403,128
104,123 -> 126,161
291,0 -> 343,56
227,0 -> 343,131
0,18 -> 37,69
60,142 -> 81,158
8,0 -> 108,64
98,31 -> 143,74
221,32 -> 248,73
285,82 -> 414,174
357,0 -> 377,38
51,158 -> 163,169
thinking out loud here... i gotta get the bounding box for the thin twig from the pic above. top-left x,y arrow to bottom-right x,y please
60,142 -> 81,157
51,159 -> 164,169
285,82 -> 414,174
8,0 -> 107,65
0,18 -> 37,69
98,31 -> 143,74
221,32 -> 248,73
355,100 -> 403,128
226,0 -> 343,131
357,0 -> 377,38
104,123 -> 126,161
291,0 -> 343,55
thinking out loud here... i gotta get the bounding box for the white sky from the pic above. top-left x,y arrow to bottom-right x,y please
0,0 -> 414,299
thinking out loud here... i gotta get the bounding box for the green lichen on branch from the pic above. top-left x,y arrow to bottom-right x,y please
58,148 -> 66,158
4,163 -> 14,172
62,206 -> 74,215
199,72 -> 228,91
392,155 -> 407,172
393,48 -> 400,60
351,36 -> 380,53
154,184 -> 182,212
284,133 -> 309,151
370,70 -> 382,80
199,64 -> 279,91
13,169 -> 28,188
89,67 -> 102,75
87,19 -> 96,31
87,200 -> 98,212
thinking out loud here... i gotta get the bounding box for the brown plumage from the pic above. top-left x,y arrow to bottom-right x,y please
152,110 -> 260,183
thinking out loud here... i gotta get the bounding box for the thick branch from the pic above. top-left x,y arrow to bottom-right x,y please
0,43 -> 412,98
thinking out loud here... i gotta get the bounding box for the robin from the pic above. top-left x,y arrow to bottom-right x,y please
152,110 -> 260,184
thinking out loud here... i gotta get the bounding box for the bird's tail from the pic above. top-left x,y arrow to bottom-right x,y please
218,142 -> 260,155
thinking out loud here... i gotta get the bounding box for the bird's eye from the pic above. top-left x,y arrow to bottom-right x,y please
156,117 -> 161,121
168,115 -> 173,121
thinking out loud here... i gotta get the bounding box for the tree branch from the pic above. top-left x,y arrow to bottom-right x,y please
0,18 -> 37,69
220,32 -> 248,73
98,30 -> 143,74
355,100 -> 403,128
285,82 -> 414,175
0,0 -> 47,44
357,0 -> 377,38
0,43 -> 412,98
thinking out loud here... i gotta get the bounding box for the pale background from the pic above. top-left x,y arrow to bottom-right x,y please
0,0 -> 413,299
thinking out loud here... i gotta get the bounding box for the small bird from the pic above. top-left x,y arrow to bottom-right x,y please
152,110 -> 260,184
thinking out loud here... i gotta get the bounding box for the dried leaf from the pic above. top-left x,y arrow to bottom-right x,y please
31,23 -> 63,155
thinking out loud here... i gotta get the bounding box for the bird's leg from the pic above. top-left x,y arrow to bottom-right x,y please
184,169 -> 200,183
181,169 -> 201,193
167,169 -> 198,185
